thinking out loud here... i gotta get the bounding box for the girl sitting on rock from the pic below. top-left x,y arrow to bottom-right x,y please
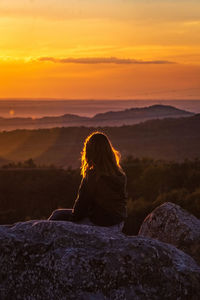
48,132 -> 127,231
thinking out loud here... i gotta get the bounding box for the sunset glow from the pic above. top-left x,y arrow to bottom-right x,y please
0,0 -> 200,99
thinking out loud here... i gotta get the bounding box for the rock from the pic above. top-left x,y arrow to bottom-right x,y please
139,202 -> 200,265
0,220 -> 200,300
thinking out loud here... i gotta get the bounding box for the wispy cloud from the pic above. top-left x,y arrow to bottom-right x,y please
38,57 -> 175,65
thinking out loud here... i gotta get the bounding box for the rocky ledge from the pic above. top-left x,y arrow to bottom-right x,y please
139,202 -> 200,265
0,218 -> 200,300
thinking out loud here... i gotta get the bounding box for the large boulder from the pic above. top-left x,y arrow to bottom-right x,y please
0,220 -> 200,300
139,202 -> 200,265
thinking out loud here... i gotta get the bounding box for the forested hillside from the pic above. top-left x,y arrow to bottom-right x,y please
0,114 -> 200,167
1,157 -> 200,235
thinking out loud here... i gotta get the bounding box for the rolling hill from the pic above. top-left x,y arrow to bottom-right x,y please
0,113 -> 200,168
0,105 -> 193,131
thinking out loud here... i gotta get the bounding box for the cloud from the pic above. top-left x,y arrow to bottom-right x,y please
38,57 -> 175,65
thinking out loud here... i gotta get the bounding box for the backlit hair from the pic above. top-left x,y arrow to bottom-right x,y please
81,131 -> 124,178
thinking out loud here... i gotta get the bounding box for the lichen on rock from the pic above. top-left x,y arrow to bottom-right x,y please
0,219 -> 200,300
139,202 -> 200,266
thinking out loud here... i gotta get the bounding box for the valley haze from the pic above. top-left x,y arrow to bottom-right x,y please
0,104 -> 194,131
0,105 -> 200,168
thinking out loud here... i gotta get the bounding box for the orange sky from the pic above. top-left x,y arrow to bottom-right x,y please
0,0 -> 200,99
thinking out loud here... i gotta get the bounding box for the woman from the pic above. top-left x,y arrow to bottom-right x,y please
48,132 -> 127,230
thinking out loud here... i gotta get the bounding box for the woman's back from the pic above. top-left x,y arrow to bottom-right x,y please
73,170 -> 127,226
49,131 -> 127,229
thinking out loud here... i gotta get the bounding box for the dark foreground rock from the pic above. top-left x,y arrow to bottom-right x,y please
0,220 -> 200,300
139,202 -> 200,265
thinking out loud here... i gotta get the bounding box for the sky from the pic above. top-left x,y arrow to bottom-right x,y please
0,0 -> 200,99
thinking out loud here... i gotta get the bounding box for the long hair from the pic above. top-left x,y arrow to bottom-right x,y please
81,131 -> 124,178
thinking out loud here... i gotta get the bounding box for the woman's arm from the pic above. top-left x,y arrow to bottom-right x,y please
72,177 -> 92,221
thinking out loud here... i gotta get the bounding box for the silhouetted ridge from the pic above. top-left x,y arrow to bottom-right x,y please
192,113 -> 200,118
0,113 -> 200,167
93,104 -> 191,120
0,104 -> 194,131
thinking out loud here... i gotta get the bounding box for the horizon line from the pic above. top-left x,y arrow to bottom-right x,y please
0,98 -> 200,101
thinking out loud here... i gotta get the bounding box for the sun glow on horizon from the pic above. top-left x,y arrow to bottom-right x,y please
0,0 -> 199,99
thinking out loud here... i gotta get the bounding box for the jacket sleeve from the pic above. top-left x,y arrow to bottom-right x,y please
72,177 -> 92,221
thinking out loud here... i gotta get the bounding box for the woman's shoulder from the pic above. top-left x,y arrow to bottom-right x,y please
112,169 -> 126,179
86,169 -> 126,185
85,169 -> 97,182
100,170 -> 126,185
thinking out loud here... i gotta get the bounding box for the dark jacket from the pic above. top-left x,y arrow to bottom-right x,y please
72,170 -> 127,226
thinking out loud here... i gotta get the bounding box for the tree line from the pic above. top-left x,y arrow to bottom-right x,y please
0,157 -> 200,234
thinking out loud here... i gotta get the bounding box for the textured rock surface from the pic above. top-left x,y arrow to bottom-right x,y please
0,220 -> 200,300
139,202 -> 200,265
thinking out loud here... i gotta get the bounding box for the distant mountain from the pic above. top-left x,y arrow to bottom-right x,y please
0,105 -> 193,131
0,113 -> 200,167
93,104 -> 192,120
